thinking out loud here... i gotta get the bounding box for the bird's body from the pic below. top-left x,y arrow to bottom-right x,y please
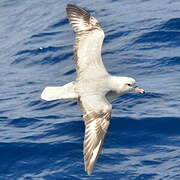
41,4 -> 145,175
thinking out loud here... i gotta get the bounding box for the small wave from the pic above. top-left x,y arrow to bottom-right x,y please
30,31 -> 61,39
111,116 -> 180,135
153,56 -> 180,67
12,44 -> 72,65
160,18 -> 180,30
12,49 -> 73,66
135,30 -> 180,44
33,52 -> 73,65
63,69 -> 75,75
33,101 -> 62,111
15,46 -> 63,56
49,18 -> 68,29
134,17 -> 180,47
105,30 -> 131,42
9,117 -> 40,128
35,115 -> 61,119
28,100 -> 42,107
141,56 -> 180,71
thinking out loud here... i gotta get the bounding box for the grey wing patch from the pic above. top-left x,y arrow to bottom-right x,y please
83,111 -> 111,175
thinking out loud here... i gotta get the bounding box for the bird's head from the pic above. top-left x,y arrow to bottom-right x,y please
112,76 -> 145,94
124,77 -> 145,94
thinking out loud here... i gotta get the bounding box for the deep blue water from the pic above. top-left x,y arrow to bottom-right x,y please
0,0 -> 180,179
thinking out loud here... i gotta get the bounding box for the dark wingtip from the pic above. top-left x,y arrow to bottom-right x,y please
66,4 -> 91,33
66,4 -> 76,9
66,4 -> 74,14
66,4 -> 84,13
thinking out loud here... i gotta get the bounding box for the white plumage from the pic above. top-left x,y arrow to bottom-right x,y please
41,4 -> 145,175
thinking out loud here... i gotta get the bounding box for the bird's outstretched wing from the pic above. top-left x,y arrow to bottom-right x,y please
80,95 -> 112,175
66,4 -> 108,79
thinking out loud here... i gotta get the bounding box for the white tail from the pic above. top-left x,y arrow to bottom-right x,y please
41,81 -> 78,101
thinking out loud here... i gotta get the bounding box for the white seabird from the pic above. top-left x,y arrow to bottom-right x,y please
41,4 -> 145,175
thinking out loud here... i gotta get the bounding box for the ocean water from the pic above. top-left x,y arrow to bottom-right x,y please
0,0 -> 180,179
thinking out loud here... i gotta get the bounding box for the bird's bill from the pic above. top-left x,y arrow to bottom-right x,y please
135,87 -> 145,93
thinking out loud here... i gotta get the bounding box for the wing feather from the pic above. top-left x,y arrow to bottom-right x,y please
83,111 -> 111,175
66,4 -> 108,78
80,95 -> 112,175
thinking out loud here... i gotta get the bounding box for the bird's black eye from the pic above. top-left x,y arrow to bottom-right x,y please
127,83 -> 131,86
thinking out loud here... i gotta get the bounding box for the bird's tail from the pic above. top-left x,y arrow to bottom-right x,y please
41,81 -> 78,101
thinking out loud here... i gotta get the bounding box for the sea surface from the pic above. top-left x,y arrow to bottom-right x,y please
0,0 -> 180,179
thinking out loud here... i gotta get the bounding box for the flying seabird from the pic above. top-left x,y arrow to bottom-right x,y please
41,4 -> 145,175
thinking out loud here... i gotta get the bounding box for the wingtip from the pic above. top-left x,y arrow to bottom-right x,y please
84,154 -> 95,175
66,4 -> 77,8
66,4 -> 88,15
66,4 -> 84,13
86,170 -> 93,175
85,165 -> 93,175
66,4 -> 91,33
66,4 -> 75,11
